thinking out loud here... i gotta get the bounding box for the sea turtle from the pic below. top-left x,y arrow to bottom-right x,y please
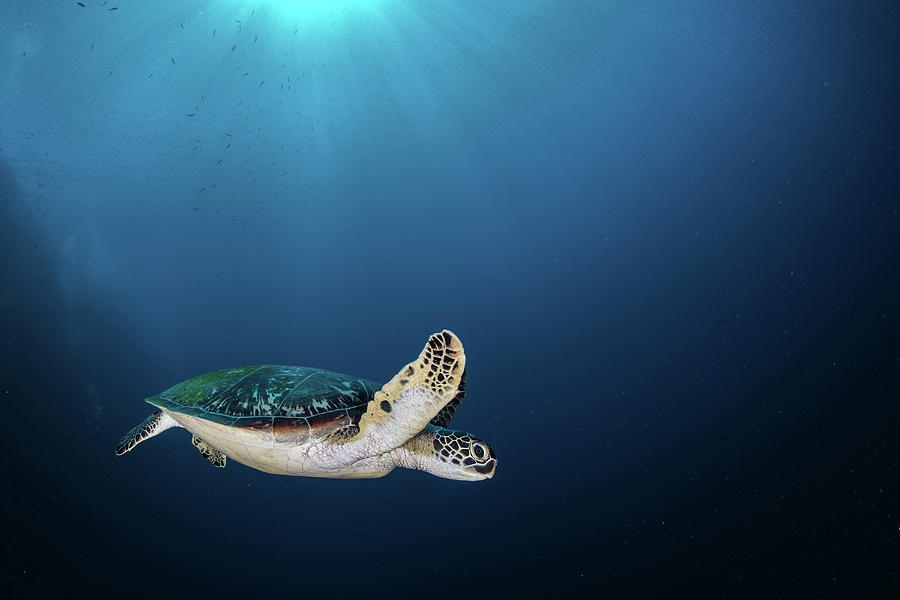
115,330 -> 496,481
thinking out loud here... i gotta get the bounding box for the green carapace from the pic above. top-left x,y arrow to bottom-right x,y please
116,330 -> 496,481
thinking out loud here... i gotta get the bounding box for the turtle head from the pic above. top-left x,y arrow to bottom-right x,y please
404,426 -> 497,481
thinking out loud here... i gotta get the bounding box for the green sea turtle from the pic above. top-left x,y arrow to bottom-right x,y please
115,330 -> 496,481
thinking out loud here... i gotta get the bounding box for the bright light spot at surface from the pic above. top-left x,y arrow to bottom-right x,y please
239,0 -> 388,21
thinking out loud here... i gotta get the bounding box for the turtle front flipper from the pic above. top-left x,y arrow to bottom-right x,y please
115,409 -> 179,455
430,367 -> 466,427
191,436 -> 227,468
341,330 -> 466,458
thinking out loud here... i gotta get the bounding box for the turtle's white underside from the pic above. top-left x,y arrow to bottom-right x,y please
164,409 -> 399,478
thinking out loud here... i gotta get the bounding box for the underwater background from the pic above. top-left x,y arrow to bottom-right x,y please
1,0 -> 898,597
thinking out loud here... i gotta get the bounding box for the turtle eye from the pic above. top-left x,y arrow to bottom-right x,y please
472,443 -> 486,461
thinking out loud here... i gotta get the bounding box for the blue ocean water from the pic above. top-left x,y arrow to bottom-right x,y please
1,0 -> 898,597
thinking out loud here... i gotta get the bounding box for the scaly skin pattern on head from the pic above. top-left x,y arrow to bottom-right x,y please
389,425 -> 497,480
335,425 -> 496,480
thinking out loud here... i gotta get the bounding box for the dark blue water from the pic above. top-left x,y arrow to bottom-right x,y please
2,1 -> 898,597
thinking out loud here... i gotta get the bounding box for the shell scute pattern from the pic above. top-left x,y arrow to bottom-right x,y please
205,365 -> 312,416
275,371 -> 378,418
156,366 -> 380,424
159,365 -> 262,406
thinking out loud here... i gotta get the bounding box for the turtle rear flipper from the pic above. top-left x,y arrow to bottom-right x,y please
341,330 -> 466,457
115,409 -> 179,455
192,436 -> 227,468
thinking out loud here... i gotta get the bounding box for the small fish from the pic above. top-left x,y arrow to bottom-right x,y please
171,57 -> 175,64
77,2 -> 85,7
224,143 -> 231,149
216,158 -> 223,164
212,29 -> 216,37
225,133 -> 232,137
199,187 -> 206,192
243,72 -> 248,77
192,207 -> 199,211
109,6 -> 118,10
90,42 -> 94,50
147,72 -> 153,79
181,22 -> 184,29
231,44 -> 236,52
186,113 -> 196,117
254,36 -> 258,42
108,70 -> 113,77
258,80 -> 264,87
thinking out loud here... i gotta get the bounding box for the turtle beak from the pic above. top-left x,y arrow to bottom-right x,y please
456,460 -> 495,480
473,458 -> 497,479
474,445 -> 497,478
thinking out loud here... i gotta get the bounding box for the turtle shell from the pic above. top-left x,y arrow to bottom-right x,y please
147,365 -> 380,428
